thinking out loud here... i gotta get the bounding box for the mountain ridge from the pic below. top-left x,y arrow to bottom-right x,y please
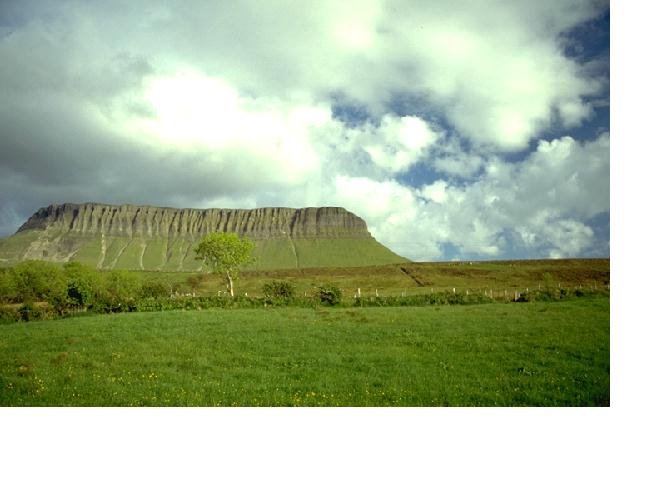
17,203 -> 372,239
1,202 -> 408,270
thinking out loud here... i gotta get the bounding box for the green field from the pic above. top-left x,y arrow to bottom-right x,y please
0,297 -> 609,406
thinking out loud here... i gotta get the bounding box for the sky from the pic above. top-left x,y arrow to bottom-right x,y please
0,0 -> 610,261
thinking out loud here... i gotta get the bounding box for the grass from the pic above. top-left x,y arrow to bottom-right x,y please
0,230 -> 45,262
0,231 -> 407,271
71,234 -> 103,267
113,238 -> 145,269
288,238 -> 408,269
161,258 -> 610,298
141,237 -> 167,269
0,296 -> 609,406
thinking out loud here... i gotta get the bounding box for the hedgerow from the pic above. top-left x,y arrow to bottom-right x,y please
0,261 -> 610,323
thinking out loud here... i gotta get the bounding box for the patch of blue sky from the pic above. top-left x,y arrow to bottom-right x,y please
538,8 -> 610,145
561,8 -> 610,65
330,93 -> 372,126
395,161 -> 480,190
585,211 -> 610,257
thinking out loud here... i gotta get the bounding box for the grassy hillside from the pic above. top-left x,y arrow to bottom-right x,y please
0,297 -> 610,406
144,258 -> 610,298
0,231 -> 408,270
0,231 -> 41,263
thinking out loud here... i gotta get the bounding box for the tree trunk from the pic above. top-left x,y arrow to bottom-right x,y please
226,271 -> 234,298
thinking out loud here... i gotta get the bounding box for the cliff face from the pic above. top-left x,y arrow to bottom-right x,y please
17,203 -> 371,239
0,202 -> 408,270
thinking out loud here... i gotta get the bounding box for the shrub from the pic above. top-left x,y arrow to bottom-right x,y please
103,270 -> 140,300
66,277 -> 93,307
64,262 -> 103,308
91,296 -> 137,314
0,269 -> 18,302
186,274 -> 205,290
353,291 -> 492,308
134,295 -> 268,312
316,284 -> 342,306
0,305 -> 20,322
171,282 -> 190,295
18,301 -> 51,321
139,279 -> 171,299
10,260 -> 67,304
92,270 -> 141,313
536,273 -> 564,301
262,280 -> 296,303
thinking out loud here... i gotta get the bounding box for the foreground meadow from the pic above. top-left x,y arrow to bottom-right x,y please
0,297 -> 609,406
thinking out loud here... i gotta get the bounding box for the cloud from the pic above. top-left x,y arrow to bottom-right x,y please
114,70 -> 331,185
509,133 -> 610,220
520,215 -> 595,259
320,133 -> 609,260
330,175 -> 442,261
333,175 -> 419,221
361,116 -> 437,173
428,132 -> 489,179
419,180 -> 449,205
2,0 -> 607,147
0,1 -> 609,261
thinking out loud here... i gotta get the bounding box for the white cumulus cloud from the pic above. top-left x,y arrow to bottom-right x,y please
0,0 -> 609,261
360,115 -> 437,173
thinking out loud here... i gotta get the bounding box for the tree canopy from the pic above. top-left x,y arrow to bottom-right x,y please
194,232 -> 255,297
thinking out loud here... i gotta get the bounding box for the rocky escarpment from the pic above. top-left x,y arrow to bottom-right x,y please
18,203 -> 371,239
1,202 -> 407,270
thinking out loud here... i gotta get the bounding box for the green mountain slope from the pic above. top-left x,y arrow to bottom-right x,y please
0,204 -> 408,270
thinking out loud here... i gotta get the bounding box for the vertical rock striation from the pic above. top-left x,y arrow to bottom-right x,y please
17,203 -> 372,239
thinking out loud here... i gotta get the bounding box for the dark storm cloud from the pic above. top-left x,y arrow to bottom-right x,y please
0,2 -> 263,234
0,2 -> 154,232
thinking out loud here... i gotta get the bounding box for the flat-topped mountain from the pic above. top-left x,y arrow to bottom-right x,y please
0,203 -> 407,270
18,203 -> 372,239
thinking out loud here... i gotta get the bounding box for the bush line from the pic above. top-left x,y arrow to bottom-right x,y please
0,262 -> 609,323
0,287 -> 610,323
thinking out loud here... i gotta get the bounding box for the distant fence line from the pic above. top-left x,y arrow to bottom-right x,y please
340,282 -> 610,299
202,282 -> 610,300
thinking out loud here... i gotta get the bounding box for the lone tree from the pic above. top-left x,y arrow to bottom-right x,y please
194,232 -> 255,297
